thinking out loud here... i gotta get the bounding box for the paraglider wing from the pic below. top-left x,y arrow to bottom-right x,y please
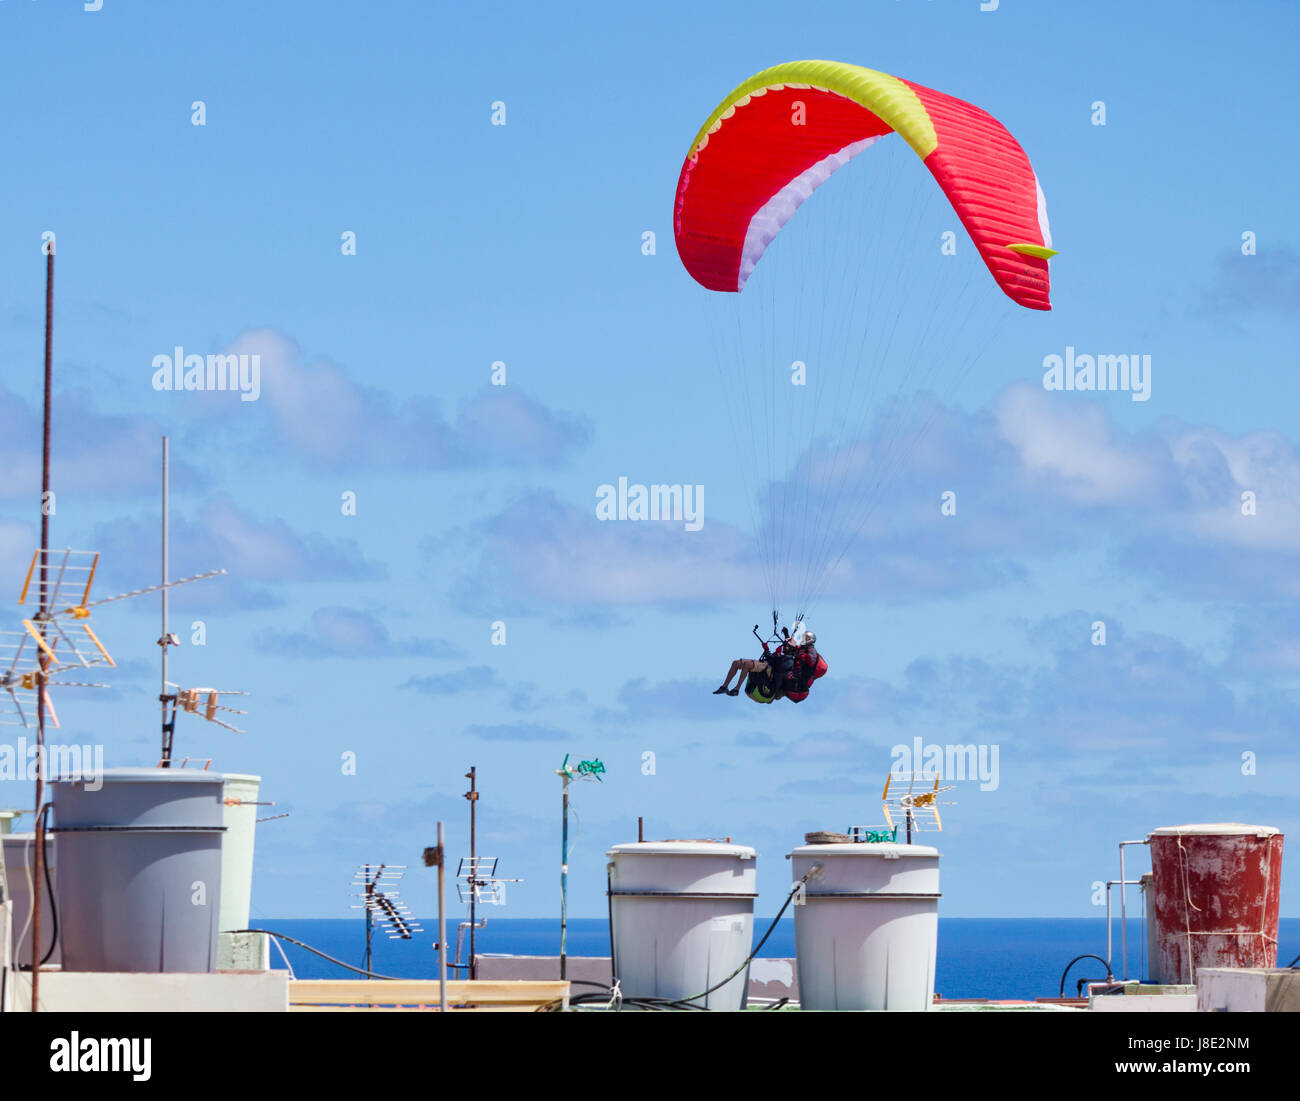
673,60 -> 1054,310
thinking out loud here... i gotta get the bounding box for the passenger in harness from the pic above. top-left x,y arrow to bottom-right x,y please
782,631 -> 827,703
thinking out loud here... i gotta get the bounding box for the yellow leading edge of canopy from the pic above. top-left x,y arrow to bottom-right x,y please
688,60 -> 940,163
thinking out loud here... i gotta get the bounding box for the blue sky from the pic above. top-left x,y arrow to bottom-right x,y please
1,0 -> 1298,927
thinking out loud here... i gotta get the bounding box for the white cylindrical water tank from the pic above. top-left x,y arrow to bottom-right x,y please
219,774 -> 261,934
607,841 -> 756,1010
52,768 -> 226,973
789,842 -> 940,1011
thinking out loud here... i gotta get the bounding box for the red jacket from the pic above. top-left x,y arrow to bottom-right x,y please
784,649 -> 827,702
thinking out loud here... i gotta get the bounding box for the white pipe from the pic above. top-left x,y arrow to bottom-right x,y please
1105,878 -> 1143,975
1118,840 -> 1148,981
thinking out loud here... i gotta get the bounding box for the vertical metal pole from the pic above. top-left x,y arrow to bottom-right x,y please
1115,840 -> 1149,981
364,864 -> 373,978
560,773 -> 569,980
465,766 -> 477,980
31,248 -> 53,1012
1119,845 -> 1128,981
638,816 -> 643,843
437,821 -> 447,1012
606,861 -> 617,987
1106,883 -> 1113,974
160,436 -> 170,767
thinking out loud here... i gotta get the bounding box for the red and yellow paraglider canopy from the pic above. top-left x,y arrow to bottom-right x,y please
673,60 -> 1056,310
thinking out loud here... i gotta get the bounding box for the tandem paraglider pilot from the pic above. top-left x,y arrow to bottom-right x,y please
714,629 -> 826,704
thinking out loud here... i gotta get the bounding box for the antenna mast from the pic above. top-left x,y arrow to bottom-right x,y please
463,766 -> 478,979
453,768 -> 520,981
153,436 -> 247,763
31,246 -> 53,1011
160,436 -> 173,766
554,754 -> 605,980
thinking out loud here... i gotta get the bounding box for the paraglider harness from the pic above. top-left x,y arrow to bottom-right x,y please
744,623 -> 797,705
784,644 -> 827,702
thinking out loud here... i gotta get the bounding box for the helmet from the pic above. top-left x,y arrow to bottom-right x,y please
800,631 -> 816,647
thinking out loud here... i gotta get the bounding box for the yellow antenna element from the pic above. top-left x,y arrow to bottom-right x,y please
18,552 -> 38,605
22,621 -> 58,663
909,774 -> 943,811
80,622 -> 115,667
1006,243 -> 1058,259
81,552 -> 100,608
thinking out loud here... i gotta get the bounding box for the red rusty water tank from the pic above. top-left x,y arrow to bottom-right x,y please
1147,823 -> 1283,984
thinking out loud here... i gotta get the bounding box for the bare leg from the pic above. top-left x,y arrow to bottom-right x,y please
723,660 -> 749,688
715,658 -> 763,694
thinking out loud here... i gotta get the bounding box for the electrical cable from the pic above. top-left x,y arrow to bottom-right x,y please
37,805 -> 57,966
226,928 -> 406,981
226,927 -> 614,991
15,830 -> 34,967
658,862 -> 819,1009
583,863 -> 822,1011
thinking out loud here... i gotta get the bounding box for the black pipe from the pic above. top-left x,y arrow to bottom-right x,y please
1058,953 -> 1113,997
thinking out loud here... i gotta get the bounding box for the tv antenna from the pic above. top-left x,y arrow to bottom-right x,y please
450,855 -> 521,977
868,770 -> 956,844
455,766 -> 523,979
455,856 -> 520,908
0,548 -> 222,730
350,863 -> 423,978
167,685 -> 249,734
0,627 -> 107,729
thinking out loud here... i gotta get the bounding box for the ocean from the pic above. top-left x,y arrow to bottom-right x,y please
256,916 -> 1300,1001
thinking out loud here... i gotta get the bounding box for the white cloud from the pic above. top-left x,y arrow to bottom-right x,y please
220,329 -> 590,471
454,493 -> 760,609
1172,426 -> 1300,552
995,383 -> 1165,505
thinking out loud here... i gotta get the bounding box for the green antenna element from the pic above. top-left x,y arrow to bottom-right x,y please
558,753 -> 606,782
